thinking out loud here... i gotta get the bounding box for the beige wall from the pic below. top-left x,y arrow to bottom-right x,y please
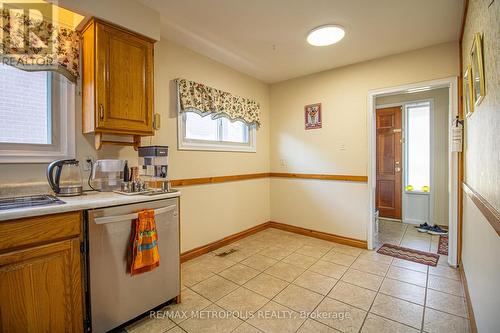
461,0 -> 500,331
0,13 -> 463,251
376,88 -> 450,225
462,194 -> 500,332
0,38 -> 271,252
151,39 -> 271,252
270,42 -> 458,241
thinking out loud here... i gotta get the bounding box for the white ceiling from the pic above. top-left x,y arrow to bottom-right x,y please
139,0 -> 464,83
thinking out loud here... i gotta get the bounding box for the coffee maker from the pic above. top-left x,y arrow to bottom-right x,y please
138,146 -> 170,191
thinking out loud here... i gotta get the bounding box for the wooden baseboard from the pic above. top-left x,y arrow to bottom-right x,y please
459,261 -> 477,333
180,222 -> 271,263
180,221 -> 367,262
268,221 -> 367,249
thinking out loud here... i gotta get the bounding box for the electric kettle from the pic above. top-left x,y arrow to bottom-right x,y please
47,159 -> 83,196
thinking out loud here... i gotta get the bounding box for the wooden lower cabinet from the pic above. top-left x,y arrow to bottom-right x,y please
0,213 -> 83,333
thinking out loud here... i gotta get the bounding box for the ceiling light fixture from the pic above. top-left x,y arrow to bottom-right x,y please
307,25 -> 345,46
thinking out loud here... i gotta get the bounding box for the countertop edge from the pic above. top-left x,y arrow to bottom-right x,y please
0,191 -> 181,222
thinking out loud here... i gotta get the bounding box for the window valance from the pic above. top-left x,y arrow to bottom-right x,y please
0,9 -> 80,82
176,78 -> 261,127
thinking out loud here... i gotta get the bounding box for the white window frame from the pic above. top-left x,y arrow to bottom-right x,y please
0,72 -> 75,163
178,111 -> 257,153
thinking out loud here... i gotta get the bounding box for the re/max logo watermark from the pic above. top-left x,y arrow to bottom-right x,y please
1,2 -> 55,55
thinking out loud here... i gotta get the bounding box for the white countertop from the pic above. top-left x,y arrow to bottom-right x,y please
0,190 -> 181,221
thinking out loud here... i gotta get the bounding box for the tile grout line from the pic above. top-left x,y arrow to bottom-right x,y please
181,228 -> 460,332
420,263 -> 430,333
291,241 -> 362,333
358,246 -> 394,332
210,233 -> 338,331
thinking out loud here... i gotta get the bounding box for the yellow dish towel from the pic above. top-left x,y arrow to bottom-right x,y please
129,209 -> 160,275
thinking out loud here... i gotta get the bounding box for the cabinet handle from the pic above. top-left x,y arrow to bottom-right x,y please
99,104 -> 104,120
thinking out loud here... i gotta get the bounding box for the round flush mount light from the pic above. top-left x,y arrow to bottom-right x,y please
307,25 -> 345,46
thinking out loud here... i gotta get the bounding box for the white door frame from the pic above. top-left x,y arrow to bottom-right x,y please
367,77 -> 459,267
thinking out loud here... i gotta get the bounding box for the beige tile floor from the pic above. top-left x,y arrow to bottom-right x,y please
126,221 -> 470,333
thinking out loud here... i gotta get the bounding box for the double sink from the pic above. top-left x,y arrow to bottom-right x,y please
0,195 -> 65,211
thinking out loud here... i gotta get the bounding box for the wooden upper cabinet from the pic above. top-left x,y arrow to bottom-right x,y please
81,18 -> 155,136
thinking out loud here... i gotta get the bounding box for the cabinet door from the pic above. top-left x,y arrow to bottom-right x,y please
95,22 -> 154,135
0,239 -> 83,333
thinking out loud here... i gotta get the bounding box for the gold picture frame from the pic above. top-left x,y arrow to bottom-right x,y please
463,66 -> 474,117
470,33 -> 485,106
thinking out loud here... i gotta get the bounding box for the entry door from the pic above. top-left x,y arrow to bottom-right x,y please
376,107 -> 402,219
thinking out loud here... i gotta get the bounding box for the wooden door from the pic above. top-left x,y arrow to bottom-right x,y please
0,239 -> 83,333
96,22 -> 154,135
376,106 -> 402,219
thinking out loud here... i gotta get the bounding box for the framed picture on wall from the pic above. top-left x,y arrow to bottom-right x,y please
463,66 -> 474,117
470,33 -> 485,106
305,103 -> 322,130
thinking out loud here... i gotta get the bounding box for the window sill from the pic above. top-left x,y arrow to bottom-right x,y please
178,140 -> 256,153
405,191 -> 430,195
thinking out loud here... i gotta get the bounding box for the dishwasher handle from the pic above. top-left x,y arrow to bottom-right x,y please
92,204 -> 177,225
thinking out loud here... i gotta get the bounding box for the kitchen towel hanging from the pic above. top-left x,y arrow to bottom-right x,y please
176,78 -> 261,127
129,209 -> 160,275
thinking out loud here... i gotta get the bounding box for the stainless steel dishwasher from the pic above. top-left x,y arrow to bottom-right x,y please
86,198 -> 180,333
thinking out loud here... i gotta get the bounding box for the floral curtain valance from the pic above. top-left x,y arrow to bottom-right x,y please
0,9 -> 80,82
176,78 -> 261,126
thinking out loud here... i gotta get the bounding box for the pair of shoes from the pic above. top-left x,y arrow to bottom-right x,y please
416,223 -> 431,233
427,225 -> 448,235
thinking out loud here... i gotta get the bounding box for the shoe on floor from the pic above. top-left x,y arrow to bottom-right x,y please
416,223 -> 431,233
415,222 -> 429,228
427,225 -> 448,235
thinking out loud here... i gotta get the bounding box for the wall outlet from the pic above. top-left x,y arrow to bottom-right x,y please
340,144 -> 346,151
83,156 -> 94,172
280,159 -> 287,167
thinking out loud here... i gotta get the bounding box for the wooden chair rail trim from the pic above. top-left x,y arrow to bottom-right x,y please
462,182 -> 500,237
180,221 -> 367,262
171,172 -> 368,187
270,172 -> 368,183
171,173 -> 269,187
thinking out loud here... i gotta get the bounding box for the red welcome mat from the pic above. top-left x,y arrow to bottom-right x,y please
438,235 -> 449,255
377,243 -> 440,266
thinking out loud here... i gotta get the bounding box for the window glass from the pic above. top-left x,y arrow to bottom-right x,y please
180,111 -> 255,152
0,65 -> 50,144
406,103 -> 430,192
185,112 -> 218,141
221,117 -> 248,143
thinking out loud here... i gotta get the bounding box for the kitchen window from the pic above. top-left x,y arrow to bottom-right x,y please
0,65 -> 75,163
178,111 -> 256,152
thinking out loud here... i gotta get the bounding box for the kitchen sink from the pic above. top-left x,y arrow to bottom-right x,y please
0,195 -> 65,211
